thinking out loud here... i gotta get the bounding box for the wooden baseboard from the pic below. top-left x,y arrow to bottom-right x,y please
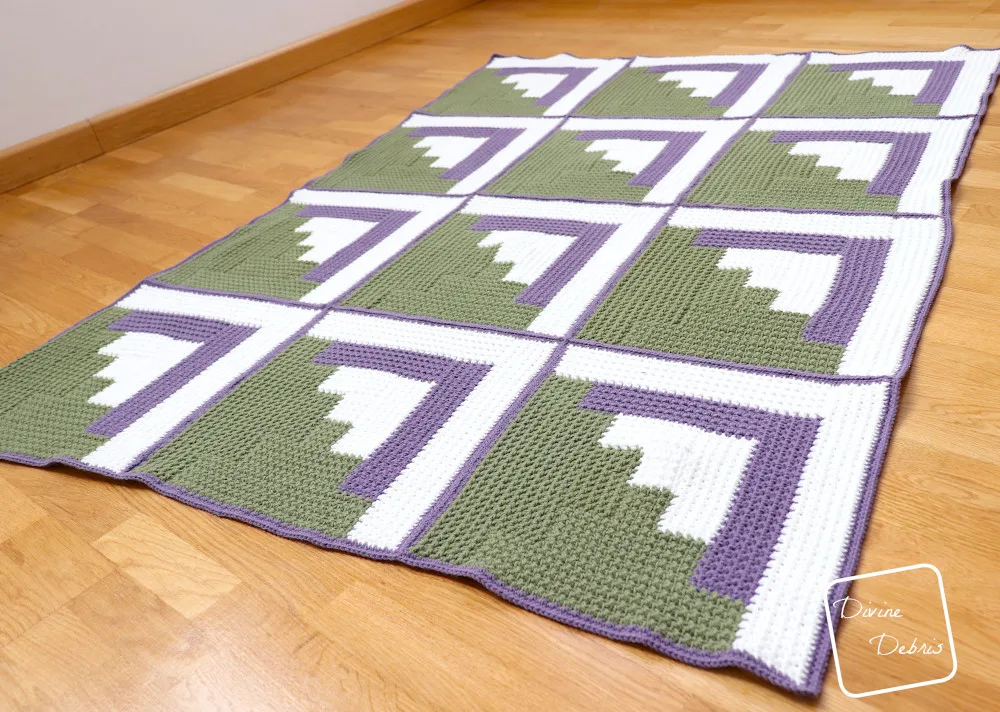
0,122 -> 104,193
0,0 -> 481,194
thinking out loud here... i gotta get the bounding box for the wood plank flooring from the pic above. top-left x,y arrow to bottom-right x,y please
1,1 -> 998,709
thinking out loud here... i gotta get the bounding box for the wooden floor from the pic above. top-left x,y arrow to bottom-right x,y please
2,0 -> 999,709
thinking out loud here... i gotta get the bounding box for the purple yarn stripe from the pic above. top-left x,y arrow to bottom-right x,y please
88,312 -> 256,438
915,62 -> 964,105
573,130 -> 704,187
803,239 -> 890,345
827,60 -> 962,104
711,64 -> 768,107
867,132 -> 929,195
295,205 -> 418,283
408,126 -> 523,181
769,130 -> 929,196
644,63 -> 767,107
693,228 -> 892,346
313,342 -> 491,500
579,383 -> 820,604
469,216 -> 617,308
492,67 -> 594,107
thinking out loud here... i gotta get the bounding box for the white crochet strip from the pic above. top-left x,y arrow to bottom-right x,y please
308,311 -> 557,551
82,286 -> 319,473
556,344 -> 890,686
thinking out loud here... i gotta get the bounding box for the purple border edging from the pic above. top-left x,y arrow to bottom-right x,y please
0,449 -> 804,694
0,372 -> 897,697
0,336 -> 898,697
1,45 -> 997,699
813,378 -> 902,690
884,52 -> 1000,379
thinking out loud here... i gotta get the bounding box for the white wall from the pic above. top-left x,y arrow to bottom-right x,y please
0,0 -> 400,150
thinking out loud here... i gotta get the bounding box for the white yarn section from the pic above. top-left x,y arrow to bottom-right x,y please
600,414 -> 756,544
584,138 -> 670,174
290,190 -> 463,305
478,229 -> 576,285
89,332 -> 200,408
400,114 -> 561,194
847,68 -> 932,96
320,366 -> 433,460
787,140 -> 891,182
462,196 -> 668,336
752,117 -> 974,214
659,69 -> 739,98
295,217 -> 376,265
308,311 -> 557,551
81,286 -> 318,473
717,248 -> 842,316
555,345 -> 890,685
413,135 -> 488,169
499,72 -> 564,99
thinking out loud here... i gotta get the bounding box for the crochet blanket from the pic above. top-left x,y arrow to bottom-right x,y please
2,47 -> 997,695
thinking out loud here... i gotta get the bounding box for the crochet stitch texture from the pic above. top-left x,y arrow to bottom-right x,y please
1,47 -> 997,695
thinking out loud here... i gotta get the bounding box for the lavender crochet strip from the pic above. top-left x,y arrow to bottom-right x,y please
314,341 -> 491,500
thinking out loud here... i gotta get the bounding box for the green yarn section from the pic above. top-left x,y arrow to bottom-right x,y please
0,308 -> 124,460
767,64 -> 941,116
140,337 -> 371,539
343,213 -> 541,329
310,127 -> 457,194
423,69 -> 548,116
579,227 -> 844,373
485,130 -> 651,201
578,68 -> 727,117
686,131 -> 900,212
414,376 -> 745,652
157,203 -> 316,300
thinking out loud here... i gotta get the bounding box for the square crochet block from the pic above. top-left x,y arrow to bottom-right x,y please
1,47 -> 997,695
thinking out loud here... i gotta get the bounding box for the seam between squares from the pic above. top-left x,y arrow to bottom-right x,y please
45,49 -> 984,431
560,53 -> 810,339
125,303 -> 329,473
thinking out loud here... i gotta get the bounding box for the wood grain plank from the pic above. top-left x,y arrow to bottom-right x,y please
93,514 -> 241,619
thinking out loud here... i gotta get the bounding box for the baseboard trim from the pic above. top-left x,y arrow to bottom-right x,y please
0,122 -> 104,193
0,0 -> 481,194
